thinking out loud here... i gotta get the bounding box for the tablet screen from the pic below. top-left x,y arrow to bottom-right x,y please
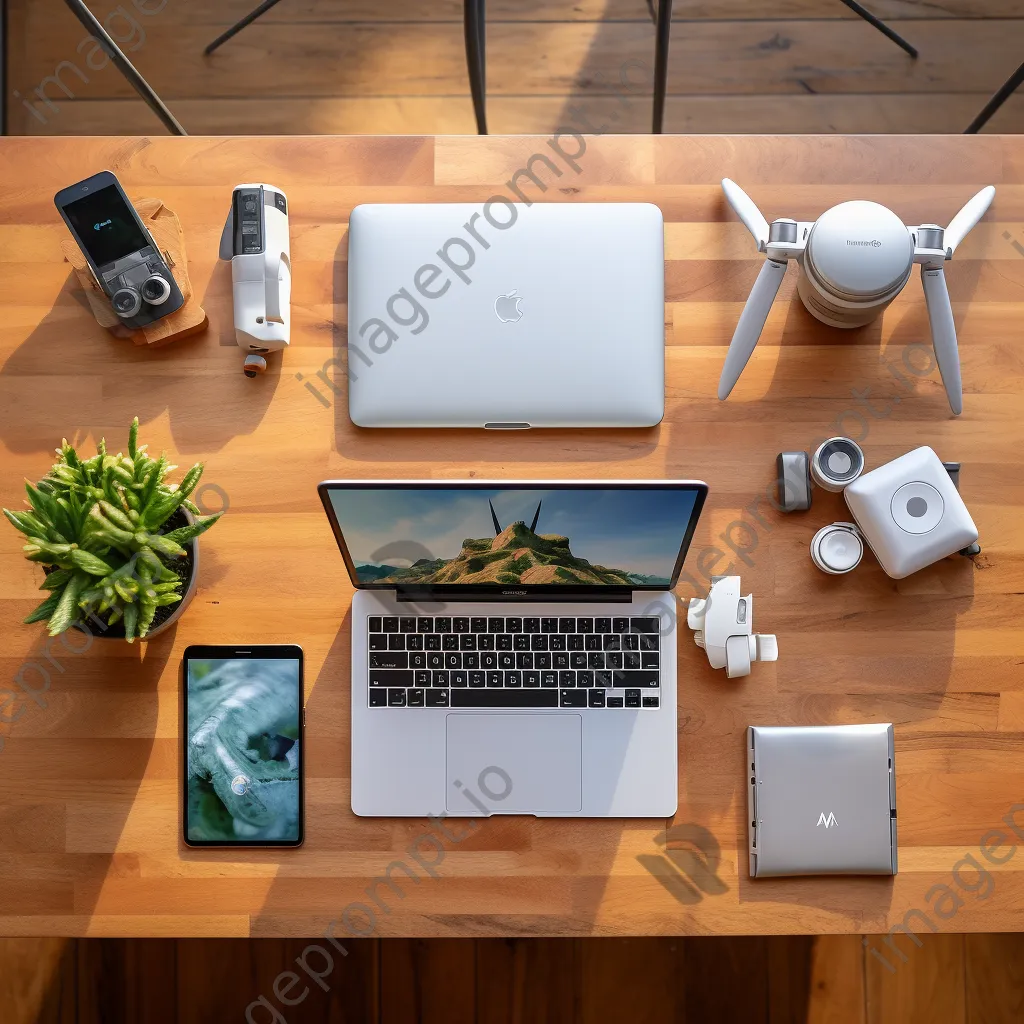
184,649 -> 302,846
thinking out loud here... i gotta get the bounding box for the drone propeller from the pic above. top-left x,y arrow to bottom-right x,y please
722,178 -> 769,250
944,185 -> 995,256
917,184 -> 994,415
921,268 -> 963,416
718,179 -> 787,399
718,259 -> 788,400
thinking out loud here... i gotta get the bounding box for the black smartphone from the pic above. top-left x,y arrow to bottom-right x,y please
54,169 -> 184,330
182,645 -> 304,848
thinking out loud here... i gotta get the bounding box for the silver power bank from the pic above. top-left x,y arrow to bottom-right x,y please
747,724 -> 897,878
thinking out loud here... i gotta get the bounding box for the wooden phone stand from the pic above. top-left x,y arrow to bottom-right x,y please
60,197 -> 208,347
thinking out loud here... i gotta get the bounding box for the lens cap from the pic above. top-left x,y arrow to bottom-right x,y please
811,523 -> 864,574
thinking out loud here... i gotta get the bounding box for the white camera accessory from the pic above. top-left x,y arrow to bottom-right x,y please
811,437 -> 865,493
687,575 -> 778,678
810,522 -> 864,575
219,183 -> 291,377
843,446 -> 978,579
718,179 -> 995,415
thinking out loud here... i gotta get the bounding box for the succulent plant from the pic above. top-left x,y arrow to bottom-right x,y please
4,418 -> 222,642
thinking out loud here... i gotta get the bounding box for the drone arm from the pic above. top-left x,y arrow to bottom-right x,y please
921,266 -> 963,416
718,259 -> 787,400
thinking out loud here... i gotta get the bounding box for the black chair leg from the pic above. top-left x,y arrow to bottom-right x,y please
965,60 -> 1024,134
464,0 -> 488,134
205,0 -> 289,56
652,0 -> 673,134
836,0 -> 917,58
62,0 -> 186,135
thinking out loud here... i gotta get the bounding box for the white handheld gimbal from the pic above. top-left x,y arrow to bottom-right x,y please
687,575 -> 778,679
219,183 -> 291,377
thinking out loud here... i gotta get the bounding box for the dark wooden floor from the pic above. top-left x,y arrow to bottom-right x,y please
3,935 -> 1024,1023
5,0 -> 1024,135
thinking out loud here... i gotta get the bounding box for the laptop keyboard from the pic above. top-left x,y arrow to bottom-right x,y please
366,615 -> 662,710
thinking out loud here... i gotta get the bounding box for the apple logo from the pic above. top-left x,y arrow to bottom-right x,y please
494,290 -> 523,323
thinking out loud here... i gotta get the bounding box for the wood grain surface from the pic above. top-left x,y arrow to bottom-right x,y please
0,134 -> 1023,939
6,0 -> 1024,136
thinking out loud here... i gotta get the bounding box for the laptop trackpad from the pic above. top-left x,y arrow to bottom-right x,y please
445,714 -> 583,815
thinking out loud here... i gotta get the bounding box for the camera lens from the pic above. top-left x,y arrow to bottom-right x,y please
111,286 -> 141,318
141,274 -> 171,305
811,437 -> 865,493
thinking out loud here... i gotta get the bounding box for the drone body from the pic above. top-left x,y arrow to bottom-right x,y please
719,179 -> 996,415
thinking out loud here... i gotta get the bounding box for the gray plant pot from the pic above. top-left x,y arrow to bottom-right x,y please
54,507 -> 200,641
145,506 -> 199,639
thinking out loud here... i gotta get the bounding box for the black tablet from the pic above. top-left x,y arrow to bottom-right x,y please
182,645 -> 304,847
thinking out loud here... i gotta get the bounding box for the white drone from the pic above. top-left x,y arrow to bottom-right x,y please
718,178 -> 996,415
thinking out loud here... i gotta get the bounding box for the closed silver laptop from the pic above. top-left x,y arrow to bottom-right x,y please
347,203 -> 665,428
748,724 -> 897,877
319,480 -> 707,817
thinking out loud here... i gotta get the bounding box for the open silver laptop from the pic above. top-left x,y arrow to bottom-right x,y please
346,203 -> 665,428
319,481 -> 707,816
748,724 -> 897,877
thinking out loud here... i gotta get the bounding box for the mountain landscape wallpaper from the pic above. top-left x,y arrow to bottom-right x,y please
330,488 -> 699,587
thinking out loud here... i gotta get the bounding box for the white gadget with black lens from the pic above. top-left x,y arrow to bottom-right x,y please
219,183 -> 291,377
54,170 -> 184,331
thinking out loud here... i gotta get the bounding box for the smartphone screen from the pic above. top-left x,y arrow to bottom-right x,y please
183,646 -> 304,847
61,184 -> 151,269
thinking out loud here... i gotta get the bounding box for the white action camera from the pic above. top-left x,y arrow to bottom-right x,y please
219,183 -> 291,377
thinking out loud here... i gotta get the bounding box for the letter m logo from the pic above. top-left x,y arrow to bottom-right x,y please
817,811 -> 838,828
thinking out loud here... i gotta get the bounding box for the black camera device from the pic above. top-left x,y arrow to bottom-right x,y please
54,170 -> 184,330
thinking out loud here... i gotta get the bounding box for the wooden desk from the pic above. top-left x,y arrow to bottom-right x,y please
1,135 -> 1022,939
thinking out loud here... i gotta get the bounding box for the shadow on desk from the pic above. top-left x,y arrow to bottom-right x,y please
0,268 -> 279,457
735,548 -> 977,922
247,611 -> 641,940
0,620 -> 174,931
755,247 -> 985,417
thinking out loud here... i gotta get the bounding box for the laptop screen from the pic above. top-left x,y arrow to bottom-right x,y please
319,482 -> 706,595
